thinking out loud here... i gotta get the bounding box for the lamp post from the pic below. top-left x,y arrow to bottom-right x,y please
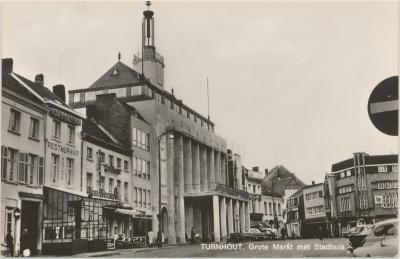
271,172 -> 281,229
157,129 -> 175,247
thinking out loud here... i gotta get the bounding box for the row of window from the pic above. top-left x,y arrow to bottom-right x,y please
51,119 -> 76,145
248,183 -> 261,194
8,109 -> 40,140
337,185 -> 353,195
1,146 -> 44,186
378,165 -> 398,173
262,201 -> 282,216
71,86 -> 214,133
339,169 -> 353,179
50,154 -> 75,186
357,177 -> 366,191
307,205 -> 324,215
339,197 -> 351,212
380,193 -> 398,208
359,195 -> 368,209
305,190 -> 323,201
287,197 -> 299,208
96,150 -> 129,171
377,181 -> 398,190
133,157 -> 151,180
133,187 -> 151,209
132,127 -> 150,151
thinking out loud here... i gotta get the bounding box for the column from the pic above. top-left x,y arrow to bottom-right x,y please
220,197 -> 227,239
234,200 -> 240,233
174,135 -> 185,242
213,195 -> 221,242
200,145 -> 208,192
167,135 -> 176,243
185,201 -> 194,240
208,148 -> 215,189
183,138 -> 192,193
192,141 -> 200,192
220,153 -> 226,185
227,198 -> 234,234
215,151 -> 221,184
245,202 -> 250,229
240,201 -> 245,232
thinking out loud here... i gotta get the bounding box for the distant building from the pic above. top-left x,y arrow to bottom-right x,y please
286,188 -> 304,238
243,166 -> 264,225
302,182 -> 327,238
262,165 -> 306,224
326,152 -> 398,236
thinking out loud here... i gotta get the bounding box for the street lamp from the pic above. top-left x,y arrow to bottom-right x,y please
271,170 -> 281,229
157,129 -> 174,247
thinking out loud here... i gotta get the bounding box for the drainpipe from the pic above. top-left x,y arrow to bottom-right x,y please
80,133 -> 85,193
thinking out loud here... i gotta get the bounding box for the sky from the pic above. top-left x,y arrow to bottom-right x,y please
2,1 -> 398,184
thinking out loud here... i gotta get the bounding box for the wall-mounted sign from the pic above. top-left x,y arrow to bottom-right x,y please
103,164 -> 121,174
87,187 -> 118,200
375,195 -> 383,204
50,108 -> 81,126
47,141 -> 79,156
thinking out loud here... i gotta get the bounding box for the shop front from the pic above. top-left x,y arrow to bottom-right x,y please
42,187 -> 141,255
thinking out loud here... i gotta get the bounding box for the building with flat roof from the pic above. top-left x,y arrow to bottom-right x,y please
68,3 -> 249,243
326,152 -> 398,236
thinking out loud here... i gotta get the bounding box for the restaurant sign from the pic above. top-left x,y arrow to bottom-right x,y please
87,187 -> 118,200
47,141 -> 79,156
50,108 -> 81,126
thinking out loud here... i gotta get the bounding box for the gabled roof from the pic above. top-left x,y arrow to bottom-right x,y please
82,118 -> 130,155
89,61 -> 144,89
2,73 -> 42,105
262,165 -> 306,196
13,73 -> 68,107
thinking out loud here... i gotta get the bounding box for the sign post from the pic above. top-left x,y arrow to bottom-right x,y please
368,76 -> 398,136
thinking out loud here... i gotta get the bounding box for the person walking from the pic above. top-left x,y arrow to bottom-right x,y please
318,226 -> 324,240
20,228 -> 30,257
6,231 -> 14,257
147,230 -> 154,247
191,226 -> 195,244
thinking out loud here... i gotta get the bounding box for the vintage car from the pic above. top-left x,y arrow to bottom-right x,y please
349,218 -> 398,257
228,228 -> 268,242
348,225 -> 373,249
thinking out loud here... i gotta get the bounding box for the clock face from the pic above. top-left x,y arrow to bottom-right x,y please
368,76 -> 398,136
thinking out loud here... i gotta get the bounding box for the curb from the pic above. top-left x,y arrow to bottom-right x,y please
88,252 -> 121,257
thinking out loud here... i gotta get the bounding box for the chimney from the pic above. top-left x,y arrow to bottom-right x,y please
86,104 -> 97,119
252,166 -> 259,172
264,169 -> 269,177
53,84 -> 66,102
2,58 -> 13,75
35,74 -> 44,86
312,181 -> 315,186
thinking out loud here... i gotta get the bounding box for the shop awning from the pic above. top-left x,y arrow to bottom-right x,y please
115,208 -> 142,216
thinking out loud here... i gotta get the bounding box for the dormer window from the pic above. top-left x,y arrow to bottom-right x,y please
111,67 -> 119,76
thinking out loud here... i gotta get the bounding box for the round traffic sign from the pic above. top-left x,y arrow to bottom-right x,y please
368,76 -> 398,136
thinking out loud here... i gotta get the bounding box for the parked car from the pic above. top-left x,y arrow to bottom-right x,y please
227,228 -> 268,242
348,225 -> 373,249
343,226 -> 363,237
349,218 -> 398,257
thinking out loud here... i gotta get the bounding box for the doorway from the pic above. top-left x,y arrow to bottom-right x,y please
21,201 -> 39,255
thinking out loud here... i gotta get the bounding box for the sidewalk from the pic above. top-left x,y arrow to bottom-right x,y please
74,242 -> 193,257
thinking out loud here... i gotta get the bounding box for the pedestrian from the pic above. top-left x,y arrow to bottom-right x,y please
20,228 -> 30,257
157,230 -> 162,248
281,227 -> 286,240
6,231 -> 14,257
191,226 -> 195,244
147,230 -> 154,247
318,226 -> 324,240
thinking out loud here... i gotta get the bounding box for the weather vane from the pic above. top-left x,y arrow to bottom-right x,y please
118,52 -> 121,61
146,1 -> 151,10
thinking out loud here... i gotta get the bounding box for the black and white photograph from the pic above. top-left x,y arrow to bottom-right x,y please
1,1 -> 398,257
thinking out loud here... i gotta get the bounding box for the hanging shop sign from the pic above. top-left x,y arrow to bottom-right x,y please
47,141 -> 79,156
